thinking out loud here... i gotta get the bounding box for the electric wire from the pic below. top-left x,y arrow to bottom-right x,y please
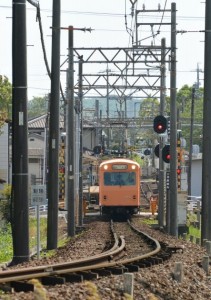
157,0 -> 168,35
27,1 -> 66,104
0,5 -> 204,22
2,3 -> 204,98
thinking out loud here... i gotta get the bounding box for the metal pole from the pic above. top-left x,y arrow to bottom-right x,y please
106,67 -> 110,148
47,0 -> 61,249
169,2 -> 178,237
96,100 -> 100,145
67,26 -> 75,237
202,0 -> 211,242
12,0 -> 29,264
158,38 -> 166,228
78,56 -> 83,226
36,205 -> 40,259
188,87 -> 195,197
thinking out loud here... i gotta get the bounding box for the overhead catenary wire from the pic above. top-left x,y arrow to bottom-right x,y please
0,4 -> 204,22
157,0 -> 168,34
2,2 -> 204,99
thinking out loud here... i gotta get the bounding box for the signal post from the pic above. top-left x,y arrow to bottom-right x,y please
153,115 -> 169,229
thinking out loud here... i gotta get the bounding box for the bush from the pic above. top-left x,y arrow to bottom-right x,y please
0,184 -> 12,224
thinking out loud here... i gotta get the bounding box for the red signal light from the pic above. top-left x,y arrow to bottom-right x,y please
177,168 -> 181,175
157,124 -> 163,130
162,144 -> 170,163
166,154 -> 171,160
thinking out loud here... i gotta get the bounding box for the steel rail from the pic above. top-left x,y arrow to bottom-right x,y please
0,220 -> 125,283
0,220 -> 166,289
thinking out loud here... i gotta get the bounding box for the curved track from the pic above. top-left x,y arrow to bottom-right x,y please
0,219 -> 172,292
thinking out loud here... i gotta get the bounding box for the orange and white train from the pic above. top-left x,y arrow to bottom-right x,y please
99,158 -> 141,215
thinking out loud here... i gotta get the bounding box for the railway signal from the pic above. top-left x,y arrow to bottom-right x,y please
154,144 -> 159,158
144,149 -> 151,156
162,144 -> 170,163
93,145 -> 102,154
177,168 -> 181,175
153,115 -> 167,134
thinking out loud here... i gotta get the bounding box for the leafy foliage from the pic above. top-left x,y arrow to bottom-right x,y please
0,184 -> 12,223
131,153 -> 145,166
135,97 -> 160,150
28,96 -> 49,119
136,86 -> 203,152
0,184 -> 12,201
177,85 -> 203,151
0,76 -> 12,125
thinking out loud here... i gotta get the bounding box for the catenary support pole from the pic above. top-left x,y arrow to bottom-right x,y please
202,0 -> 211,243
47,0 -> 61,249
78,56 -> 83,226
12,0 -> 29,264
187,87 -> 195,197
169,2 -> 178,237
158,38 -> 166,228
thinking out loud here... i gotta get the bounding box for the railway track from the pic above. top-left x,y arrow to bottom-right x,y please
0,219 -> 174,293
140,180 -> 158,209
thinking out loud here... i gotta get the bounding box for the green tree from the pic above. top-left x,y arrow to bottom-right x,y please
28,95 -> 49,119
139,97 -> 160,121
177,85 -> 203,151
137,97 -> 160,149
0,75 -> 12,122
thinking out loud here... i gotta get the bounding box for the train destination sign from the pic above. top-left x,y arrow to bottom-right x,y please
112,164 -> 128,170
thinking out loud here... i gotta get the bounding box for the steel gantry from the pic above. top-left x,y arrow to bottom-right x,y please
71,46 -> 171,100
63,3 -> 178,237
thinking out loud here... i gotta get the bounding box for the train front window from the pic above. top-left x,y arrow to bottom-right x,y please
104,172 -> 136,186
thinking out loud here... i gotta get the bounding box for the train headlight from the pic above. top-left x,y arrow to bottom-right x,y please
131,165 -> 136,170
104,165 -> 108,170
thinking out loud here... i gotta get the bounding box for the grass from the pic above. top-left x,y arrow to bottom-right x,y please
141,213 -> 201,242
0,212 -> 202,264
0,216 -> 69,263
188,225 -> 201,239
0,225 -> 13,263
186,212 -> 201,240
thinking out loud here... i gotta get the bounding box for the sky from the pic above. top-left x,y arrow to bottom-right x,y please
0,0 -> 205,100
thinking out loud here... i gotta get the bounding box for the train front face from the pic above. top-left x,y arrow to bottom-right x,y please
99,158 -> 141,215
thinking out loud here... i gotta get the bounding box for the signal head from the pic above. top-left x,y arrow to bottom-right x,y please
162,144 -> 170,163
153,115 -> 167,134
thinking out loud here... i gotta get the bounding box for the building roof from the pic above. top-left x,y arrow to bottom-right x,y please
28,114 -> 96,130
28,114 -> 64,131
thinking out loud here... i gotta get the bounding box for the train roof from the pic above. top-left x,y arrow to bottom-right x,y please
99,158 -> 140,168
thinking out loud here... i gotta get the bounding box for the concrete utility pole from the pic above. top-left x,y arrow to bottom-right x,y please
169,2 -> 178,237
66,26 -> 76,237
12,0 -> 29,264
202,0 -> 211,243
47,0 -> 61,250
